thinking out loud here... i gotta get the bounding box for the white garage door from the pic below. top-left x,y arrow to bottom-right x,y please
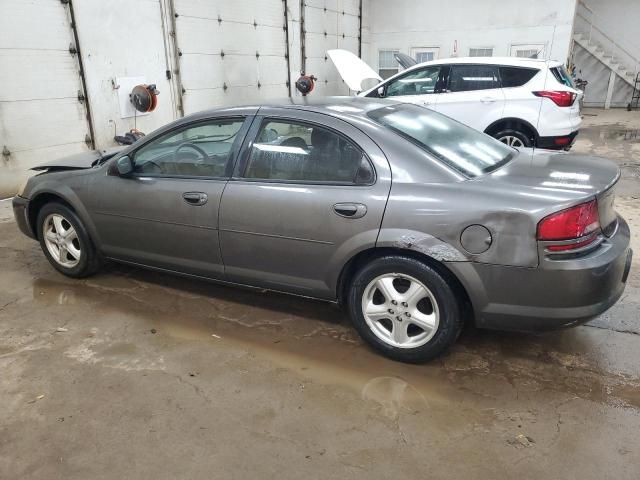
173,0 -> 291,114
303,0 -> 361,96
0,0 -> 92,197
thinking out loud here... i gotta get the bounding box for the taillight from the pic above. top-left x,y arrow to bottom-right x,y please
533,90 -> 576,107
537,200 -> 601,251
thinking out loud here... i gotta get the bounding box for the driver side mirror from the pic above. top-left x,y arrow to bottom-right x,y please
377,86 -> 386,98
116,155 -> 134,176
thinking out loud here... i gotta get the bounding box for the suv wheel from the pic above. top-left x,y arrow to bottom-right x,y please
347,256 -> 463,363
493,129 -> 532,148
37,202 -> 101,278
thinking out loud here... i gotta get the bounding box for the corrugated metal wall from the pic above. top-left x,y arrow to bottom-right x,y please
0,0 -> 362,197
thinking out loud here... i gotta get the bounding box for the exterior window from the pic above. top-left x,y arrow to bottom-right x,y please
243,120 -> 374,184
411,47 -> 440,63
469,47 -> 493,57
385,66 -> 441,97
510,44 -> 545,59
500,66 -> 539,88
133,119 -> 244,177
378,49 -> 400,79
448,65 -> 499,92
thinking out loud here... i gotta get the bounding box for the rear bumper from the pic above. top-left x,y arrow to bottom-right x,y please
448,216 -> 632,332
537,130 -> 579,150
12,195 -> 36,239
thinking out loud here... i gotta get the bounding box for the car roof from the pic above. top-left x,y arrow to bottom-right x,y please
187,96 -> 398,121
406,56 -> 562,70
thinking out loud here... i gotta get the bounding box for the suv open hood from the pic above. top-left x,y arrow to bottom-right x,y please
32,147 -> 124,171
327,49 -> 382,92
394,52 -> 417,69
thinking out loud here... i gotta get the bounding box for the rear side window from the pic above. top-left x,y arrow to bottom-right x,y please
448,65 -> 499,92
242,120 -> 374,184
499,66 -> 539,88
550,66 -> 575,88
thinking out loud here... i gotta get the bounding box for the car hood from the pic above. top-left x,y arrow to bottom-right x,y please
327,49 -> 382,92
31,147 -> 125,171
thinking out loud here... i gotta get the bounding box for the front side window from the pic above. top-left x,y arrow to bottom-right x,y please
385,66 -> 441,97
242,120 -> 374,184
133,119 -> 245,177
368,103 -> 514,177
448,65 -> 499,92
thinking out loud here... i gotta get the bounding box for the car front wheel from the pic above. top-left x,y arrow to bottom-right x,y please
347,256 -> 463,363
36,202 -> 101,278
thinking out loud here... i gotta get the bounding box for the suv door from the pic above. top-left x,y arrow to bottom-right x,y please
434,64 -> 505,131
218,109 -> 392,299
371,65 -> 443,108
91,115 -> 252,277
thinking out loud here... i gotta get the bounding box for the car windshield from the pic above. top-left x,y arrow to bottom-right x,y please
367,104 -> 515,177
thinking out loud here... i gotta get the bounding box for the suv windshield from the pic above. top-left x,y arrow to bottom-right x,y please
550,66 -> 575,88
368,104 -> 515,177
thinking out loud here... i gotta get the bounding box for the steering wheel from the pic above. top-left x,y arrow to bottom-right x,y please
173,142 -> 209,163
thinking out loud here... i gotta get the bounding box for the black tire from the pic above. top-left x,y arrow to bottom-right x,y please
492,128 -> 533,148
347,256 -> 463,363
36,202 -> 101,278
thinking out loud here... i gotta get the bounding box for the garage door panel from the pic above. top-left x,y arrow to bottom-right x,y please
177,19 -> 285,57
0,1 -> 73,50
337,36 -> 359,52
0,98 -> 88,152
175,0 -> 283,27
182,83 -> 288,113
305,8 -> 338,35
0,51 -> 82,102
306,0 -> 338,10
338,14 -> 360,35
181,55 -> 287,91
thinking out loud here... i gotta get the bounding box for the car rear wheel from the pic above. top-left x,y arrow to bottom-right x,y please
493,129 -> 532,148
347,256 -> 463,363
37,202 -> 101,278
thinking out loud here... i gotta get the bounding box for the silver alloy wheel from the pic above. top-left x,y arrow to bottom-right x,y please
361,273 -> 440,349
43,213 -> 81,268
498,135 -> 525,147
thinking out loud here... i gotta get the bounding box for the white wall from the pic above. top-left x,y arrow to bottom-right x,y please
365,0 -> 577,69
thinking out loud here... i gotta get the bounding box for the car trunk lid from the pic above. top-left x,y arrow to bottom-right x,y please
485,150 -> 620,236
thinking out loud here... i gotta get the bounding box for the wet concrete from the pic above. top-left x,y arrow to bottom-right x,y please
1,109 -> 640,479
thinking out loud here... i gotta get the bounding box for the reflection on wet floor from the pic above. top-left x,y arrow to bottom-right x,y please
27,262 -> 640,411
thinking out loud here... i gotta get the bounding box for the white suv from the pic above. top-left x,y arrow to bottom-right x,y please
328,50 -> 582,149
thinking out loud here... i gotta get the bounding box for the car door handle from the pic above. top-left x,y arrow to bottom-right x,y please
480,97 -> 496,103
333,203 -> 367,219
182,192 -> 208,206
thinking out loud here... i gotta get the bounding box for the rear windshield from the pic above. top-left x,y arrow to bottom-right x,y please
367,104 -> 515,177
550,66 -> 575,88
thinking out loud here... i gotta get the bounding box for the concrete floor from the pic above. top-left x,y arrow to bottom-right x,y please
1,108 -> 639,479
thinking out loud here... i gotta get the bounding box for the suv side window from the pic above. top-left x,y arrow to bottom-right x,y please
242,119 -> 375,184
133,118 -> 245,177
448,65 -> 499,92
385,66 -> 441,97
499,66 -> 539,88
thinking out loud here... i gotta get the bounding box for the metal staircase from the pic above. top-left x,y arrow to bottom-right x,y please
630,73 -> 640,111
572,1 -> 639,106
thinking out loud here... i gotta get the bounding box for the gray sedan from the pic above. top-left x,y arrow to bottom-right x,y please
12,97 -> 632,362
